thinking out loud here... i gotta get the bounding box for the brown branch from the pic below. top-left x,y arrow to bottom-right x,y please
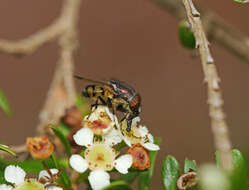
37,0 -> 80,134
0,16 -> 65,55
152,0 -> 249,65
182,0 -> 233,171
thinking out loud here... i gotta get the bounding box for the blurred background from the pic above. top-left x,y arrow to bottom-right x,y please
0,0 -> 248,188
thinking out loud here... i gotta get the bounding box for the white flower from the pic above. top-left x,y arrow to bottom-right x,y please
88,170 -> 110,190
73,127 -> 93,147
47,187 -> 63,190
4,165 -> 26,185
0,184 -> 12,190
114,154 -> 133,174
39,168 -> 59,180
83,106 -> 117,136
73,123 -> 122,147
69,154 -> 89,173
1,165 -> 62,190
103,127 -> 123,146
121,117 -> 160,151
69,143 -> 133,190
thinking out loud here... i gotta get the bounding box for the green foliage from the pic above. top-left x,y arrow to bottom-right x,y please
178,20 -> 196,49
216,149 -> 245,169
50,154 -> 72,189
75,94 -> 90,116
103,180 -> 132,190
0,89 -> 11,116
184,158 -> 197,173
232,149 -> 245,169
138,137 -> 161,190
58,122 -> 71,137
0,144 -> 16,157
120,171 -> 138,184
161,155 -> 180,190
0,157 -> 68,173
50,124 -> 72,157
233,0 -> 249,3
230,149 -> 249,190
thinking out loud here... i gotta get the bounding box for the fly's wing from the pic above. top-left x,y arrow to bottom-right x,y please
74,75 -> 108,86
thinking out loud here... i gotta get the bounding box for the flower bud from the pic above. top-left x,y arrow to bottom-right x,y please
26,136 -> 54,159
199,164 -> 230,190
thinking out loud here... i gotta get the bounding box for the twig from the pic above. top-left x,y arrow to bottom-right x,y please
0,15 -> 65,56
182,0 -> 233,171
0,0 -> 80,134
37,0 -> 80,134
152,0 -> 249,65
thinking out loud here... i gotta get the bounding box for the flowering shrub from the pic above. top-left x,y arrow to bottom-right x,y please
0,0 -> 248,190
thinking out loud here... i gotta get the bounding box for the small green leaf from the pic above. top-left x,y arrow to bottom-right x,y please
216,149 -> 245,169
0,89 -> 11,116
0,144 -> 16,157
178,20 -> 196,49
161,155 -> 180,190
184,158 -> 197,173
138,137 -> 161,190
58,122 -> 71,137
103,180 -> 132,190
232,149 -> 245,169
120,171 -> 138,184
50,154 -> 72,189
59,169 -> 72,189
50,125 -> 72,157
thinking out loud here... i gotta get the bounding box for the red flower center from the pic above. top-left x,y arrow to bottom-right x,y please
92,120 -> 108,129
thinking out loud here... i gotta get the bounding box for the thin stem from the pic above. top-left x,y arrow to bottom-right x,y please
152,0 -> 249,65
182,0 -> 233,171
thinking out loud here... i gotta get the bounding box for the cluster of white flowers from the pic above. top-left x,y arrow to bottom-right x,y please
0,165 -> 62,190
69,105 -> 160,190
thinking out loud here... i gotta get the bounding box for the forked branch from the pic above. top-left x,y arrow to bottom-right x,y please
0,0 -> 81,134
153,0 -> 249,65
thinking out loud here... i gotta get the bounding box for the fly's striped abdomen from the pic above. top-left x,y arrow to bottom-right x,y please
82,85 -> 104,98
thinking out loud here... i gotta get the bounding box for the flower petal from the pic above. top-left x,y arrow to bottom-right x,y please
114,154 -> 133,174
131,117 -> 141,126
73,128 -> 93,147
138,125 -> 149,137
147,133 -> 154,143
123,136 -> 132,147
4,165 -> 26,185
88,170 -> 110,190
104,128 -> 122,146
39,168 -> 59,181
142,142 -> 160,151
0,184 -> 13,190
103,106 -> 115,121
113,115 -> 119,128
47,186 -> 63,190
69,154 -> 88,173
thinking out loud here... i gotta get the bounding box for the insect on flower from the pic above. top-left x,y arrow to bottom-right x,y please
74,75 -> 141,132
